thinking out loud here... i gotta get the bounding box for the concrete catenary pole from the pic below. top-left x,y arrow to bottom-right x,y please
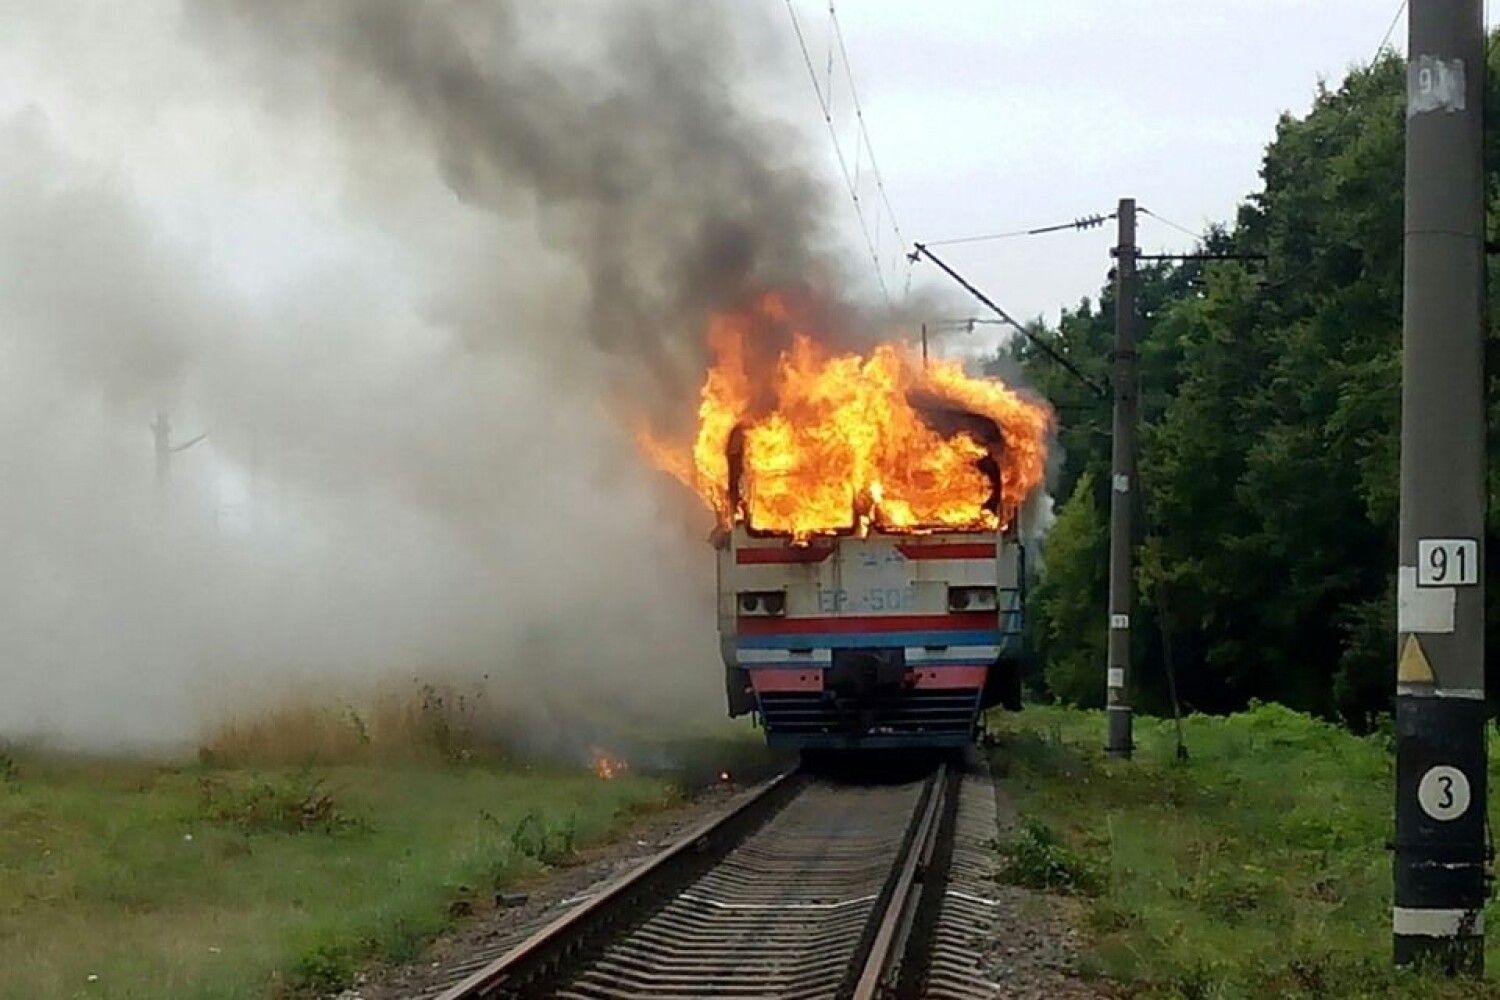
151,412 -> 173,489
1106,197 -> 1137,758
1393,0 -> 1487,973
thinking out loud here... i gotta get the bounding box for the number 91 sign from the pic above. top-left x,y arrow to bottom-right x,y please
1417,539 -> 1479,587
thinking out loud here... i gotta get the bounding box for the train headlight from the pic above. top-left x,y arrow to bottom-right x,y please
738,590 -> 786,616
947,586 -> 997,612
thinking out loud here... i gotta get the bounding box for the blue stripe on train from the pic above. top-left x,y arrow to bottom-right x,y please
736,629 -> 1002,650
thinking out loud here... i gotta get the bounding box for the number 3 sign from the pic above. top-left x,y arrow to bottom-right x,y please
1417,766 -> 1472,822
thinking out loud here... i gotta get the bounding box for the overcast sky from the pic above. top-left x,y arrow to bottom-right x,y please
792,0 -> 1423,339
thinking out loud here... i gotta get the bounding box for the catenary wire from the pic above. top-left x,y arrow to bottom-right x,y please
1138,206 -> 1207,243
1375,0 -> 1408,60
828,3 -> 908,265
922,212 -> 1113,248
784,0 -> 891,302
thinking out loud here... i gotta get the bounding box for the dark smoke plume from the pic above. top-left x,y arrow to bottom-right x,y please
188,0 -> 838,416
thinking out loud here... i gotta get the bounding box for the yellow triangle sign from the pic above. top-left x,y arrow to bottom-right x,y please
1398,635 -> 1436,685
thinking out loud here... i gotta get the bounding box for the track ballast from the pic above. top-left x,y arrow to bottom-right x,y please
431,758 -> 1014,1000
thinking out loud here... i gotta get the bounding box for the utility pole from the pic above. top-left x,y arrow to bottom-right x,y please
151,412 -> 174,489
150,411 -> 208,496
1393,0 -> 1487,974
912,213 -> 1255,764
1105,197 -> 1137,759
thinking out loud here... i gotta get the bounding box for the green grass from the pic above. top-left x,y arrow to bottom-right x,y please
989,703 -> 1500,999
0,751 -> 675,999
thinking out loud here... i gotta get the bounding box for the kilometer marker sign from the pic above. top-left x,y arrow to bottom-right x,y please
1416,538 -> 1479,587
1417,765 -> 1472,822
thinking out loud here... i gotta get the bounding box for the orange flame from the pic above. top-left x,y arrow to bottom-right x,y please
641,293 -> 1050,541
590,747 -> 629,780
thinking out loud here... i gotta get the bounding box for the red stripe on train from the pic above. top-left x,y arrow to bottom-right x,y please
735,546 -> 835,564
736,612 -> 996,635
894,542 -> 997,560
908,665 -> 989,689
748,669 -> 824,693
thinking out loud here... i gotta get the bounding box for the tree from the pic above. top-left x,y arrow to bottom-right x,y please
999,52 -> 1500,727
1029,471 -> 1108,706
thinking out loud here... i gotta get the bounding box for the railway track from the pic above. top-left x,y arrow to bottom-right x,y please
428,760 -> 989,1000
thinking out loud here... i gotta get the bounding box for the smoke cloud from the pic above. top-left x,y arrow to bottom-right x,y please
187,0 -> 844,413
0,1 -> 851,751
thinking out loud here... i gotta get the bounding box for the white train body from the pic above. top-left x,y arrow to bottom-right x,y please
717,523 -> 1025,750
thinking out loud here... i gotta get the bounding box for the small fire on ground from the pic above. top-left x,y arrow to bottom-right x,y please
639,292 -> 1050,541
590,747 -> 630,780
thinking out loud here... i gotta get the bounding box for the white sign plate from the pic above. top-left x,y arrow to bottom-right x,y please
1408,55 -> 1466,116
1110,614 -> 1129,629
1417,765 -> 1471,822
1107,667 -> 1125,688
1398,566 -> 1454,633
1417,539 -> 1478,587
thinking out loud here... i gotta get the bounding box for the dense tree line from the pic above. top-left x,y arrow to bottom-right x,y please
994,53 -> 1500,729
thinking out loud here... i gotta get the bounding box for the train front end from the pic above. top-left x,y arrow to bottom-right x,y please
718,523 -> 1024,750
633,294 -> 1050,752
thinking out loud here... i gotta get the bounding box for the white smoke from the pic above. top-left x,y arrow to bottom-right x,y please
0,1 -> 843,749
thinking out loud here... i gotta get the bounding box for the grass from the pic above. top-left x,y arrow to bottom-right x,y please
0,748 -> 675,999
988,703 -> 1500,1000
997,817 -> 1106,896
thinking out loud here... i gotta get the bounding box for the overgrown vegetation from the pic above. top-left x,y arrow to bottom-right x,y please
990,705 -> 1500,998
0,747 -> 675,999
198,680 -> 503,766
995,45 -> 1500,726
503,809 -> 580,867
997,818 -> 1104,896
0,748 -> 19,787
197,771 -> 362,835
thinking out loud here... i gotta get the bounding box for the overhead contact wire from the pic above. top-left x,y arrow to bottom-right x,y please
1138,206 -> 1207,243
784,0 -> 891,303
829,3 -> 908,267
923,212 -> 1113,248
910,242 -> 1108,398
1375,0 -> 1408,59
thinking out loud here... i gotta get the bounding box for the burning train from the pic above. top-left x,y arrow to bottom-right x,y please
643,294 -> 1050,751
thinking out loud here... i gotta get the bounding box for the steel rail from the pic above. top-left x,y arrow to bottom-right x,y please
849,762 -> 950,1000
434,770 -> 800,1000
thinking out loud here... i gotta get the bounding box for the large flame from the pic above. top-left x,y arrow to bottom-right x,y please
641,293 -> 1050,541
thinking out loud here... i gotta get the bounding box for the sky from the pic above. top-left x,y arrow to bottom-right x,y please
0,0 -> 1436,747
787,0 -> 1422,341
0,2 -> 1423,341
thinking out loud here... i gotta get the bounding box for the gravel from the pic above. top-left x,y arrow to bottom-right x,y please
968,777 -> 1109,999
